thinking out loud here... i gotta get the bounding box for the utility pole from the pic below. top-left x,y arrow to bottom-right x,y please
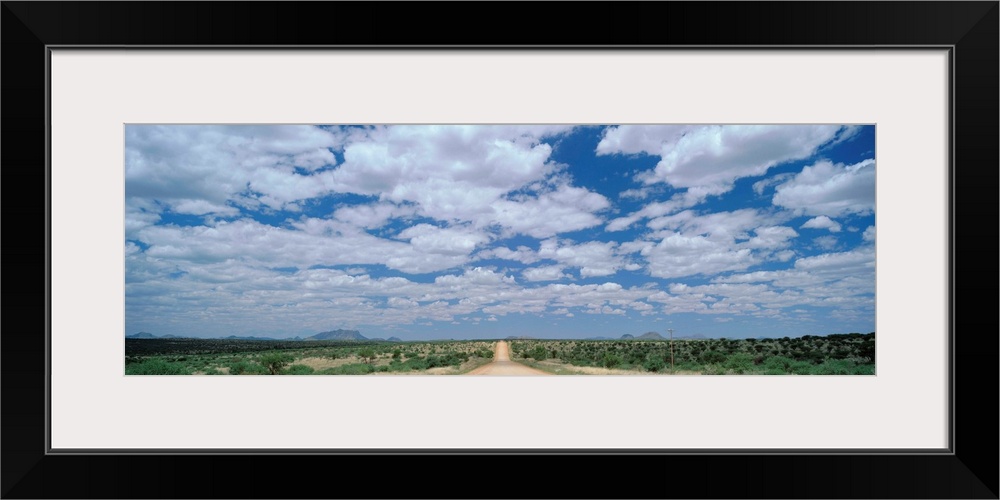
667,328 -> 675,371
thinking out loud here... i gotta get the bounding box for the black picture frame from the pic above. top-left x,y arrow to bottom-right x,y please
3,2 -> 996,498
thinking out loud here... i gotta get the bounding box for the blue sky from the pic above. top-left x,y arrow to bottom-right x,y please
125,125 -> 875,340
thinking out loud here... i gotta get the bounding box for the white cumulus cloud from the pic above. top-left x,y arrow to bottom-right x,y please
537,238 -> 626,278
596,125 -> 694,156
522,265 -> 569,282
327,125 -> 609,238
620,209 -> 797,279
772,158 -> 875,216
642,232 -> 755,279
800,215 -> 843,233
490,181 -> 610,238
126,125 -> 344,213
396,224 -> 490,256
479,246 -> 540,264
599,125 -> 843,197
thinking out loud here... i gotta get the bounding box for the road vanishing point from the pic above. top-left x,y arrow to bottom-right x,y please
466,341 -> 550,375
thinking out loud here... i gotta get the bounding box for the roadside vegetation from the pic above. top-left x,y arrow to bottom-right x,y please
125,333 -> 874,375
508,333 -> 875,375
124,339 -> 495,375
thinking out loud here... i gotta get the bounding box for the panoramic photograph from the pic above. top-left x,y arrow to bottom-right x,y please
125,124 -> 875,375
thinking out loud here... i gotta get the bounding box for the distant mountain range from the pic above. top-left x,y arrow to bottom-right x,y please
125,330 -> 832,342
126,329 -> 404,342
618,332 -> 666,340
675,333 -> 708,339
220,335 -> 293,341
127,332 -> 290,340
126,332 -> 192,339
363,336 -> 402,342
304,329 -> 366,341
583,332 -> 669,341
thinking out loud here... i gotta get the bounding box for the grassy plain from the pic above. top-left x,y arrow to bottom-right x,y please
508,333 -> 875,375
124,332 -> 874,375
125,339 -> 495,375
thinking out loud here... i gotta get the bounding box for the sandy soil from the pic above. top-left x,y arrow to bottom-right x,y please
295,356 -> 364,370
466,341 -> 550,376
364,357 -> 491,375
514,358 -> 703,375
551,364 -> 701,375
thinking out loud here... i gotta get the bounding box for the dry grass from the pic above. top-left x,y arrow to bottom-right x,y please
367,356 -> 494,375
295,356 -> 363,370
521,358 -> 702,375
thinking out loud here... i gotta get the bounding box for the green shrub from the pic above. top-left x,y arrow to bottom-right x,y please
625,350 -> 645,366
763,356 -> 795,373
529,346 -> 548,361
318,363 -> 375,375
125,358 -> 191,375
798,350 -> 825,364
859,340 -> 876,362
852,364 -> 875,375
809,359 -> 860,375
702,364 -> 728,375
341,363 -> 376,375
790,361 -> 814,374
724,353 -> 755,374
602,353 -> 623,369
642,356 -> 666,373
258,352 -> 295,375
358,347 -> 377,364
405,356 -> 427,371
700,350 -> 726,364
228,359 -> 269,375
675,361 -> 700,372
283,364 -> 315,375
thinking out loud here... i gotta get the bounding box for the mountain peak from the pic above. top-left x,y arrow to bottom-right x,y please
306,329 -> 367,341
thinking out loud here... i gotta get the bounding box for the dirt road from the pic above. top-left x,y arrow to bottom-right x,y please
466,341 -> 550,375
